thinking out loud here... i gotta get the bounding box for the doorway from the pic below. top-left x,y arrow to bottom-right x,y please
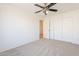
39,20 -> 43,39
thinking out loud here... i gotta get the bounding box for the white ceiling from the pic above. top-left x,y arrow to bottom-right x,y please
1,3 -> 79,16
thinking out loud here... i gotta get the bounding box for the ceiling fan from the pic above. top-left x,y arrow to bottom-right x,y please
34,3 -> 58,15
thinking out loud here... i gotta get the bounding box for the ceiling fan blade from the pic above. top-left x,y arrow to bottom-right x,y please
49,9 -> 58,12
34,4 -> 44,8
35,10 -> 42,13
47,3 -> 56,8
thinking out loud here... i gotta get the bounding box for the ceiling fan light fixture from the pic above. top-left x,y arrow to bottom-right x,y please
46,10 -> 49,14
34,3 -> 58,15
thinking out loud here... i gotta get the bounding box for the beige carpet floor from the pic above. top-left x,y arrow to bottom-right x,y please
0,39 -> 79,56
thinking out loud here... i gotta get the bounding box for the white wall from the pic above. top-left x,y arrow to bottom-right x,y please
0,4 -> 39,52
44,9 -> 79,44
